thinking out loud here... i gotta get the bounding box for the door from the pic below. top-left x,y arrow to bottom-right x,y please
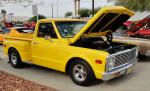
31,22 -> 59,69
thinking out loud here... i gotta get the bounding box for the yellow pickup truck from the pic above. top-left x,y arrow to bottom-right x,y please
3,6 -> 138,86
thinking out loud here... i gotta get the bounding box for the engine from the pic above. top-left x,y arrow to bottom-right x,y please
72,37 -> 135,54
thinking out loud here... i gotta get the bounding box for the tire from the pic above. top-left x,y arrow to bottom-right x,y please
8,49 -> 24,68
68,60 -> 96,86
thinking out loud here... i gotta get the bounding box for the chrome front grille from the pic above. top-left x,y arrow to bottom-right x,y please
114,48 -> 137,67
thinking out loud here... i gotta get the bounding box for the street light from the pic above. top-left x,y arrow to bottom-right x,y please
51,3 -> 54,18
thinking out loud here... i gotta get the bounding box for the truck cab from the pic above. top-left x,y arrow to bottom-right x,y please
3,6 -> 138,86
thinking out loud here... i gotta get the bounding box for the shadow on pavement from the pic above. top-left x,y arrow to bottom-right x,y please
26,64 -> 67,76
21,64 -> 131,86
93,71 -> 138,86
138,55 -> 150,62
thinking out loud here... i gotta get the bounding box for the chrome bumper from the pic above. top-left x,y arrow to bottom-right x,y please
102,58 -> 138,81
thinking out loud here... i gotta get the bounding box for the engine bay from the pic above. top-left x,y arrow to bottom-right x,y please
72,37 -> 135,54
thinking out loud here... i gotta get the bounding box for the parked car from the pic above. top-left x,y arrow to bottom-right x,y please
113,36 -> 150,56
3,6 -> 138,86
0,27 -> 33,43
113,16 -> 150,56
114,15 -> 150,39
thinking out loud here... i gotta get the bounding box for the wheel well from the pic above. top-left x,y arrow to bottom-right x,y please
65,57 -> 91,74
8,47 -> 17,54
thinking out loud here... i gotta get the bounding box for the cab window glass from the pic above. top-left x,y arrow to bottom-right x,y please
37,23 -> 57,38
3,29 -> 11,34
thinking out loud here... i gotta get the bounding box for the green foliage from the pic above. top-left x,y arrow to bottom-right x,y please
65,12 -> 73,18
114,0 -> 150,12
28,15 -> 46,22
79,8 -> 91,18
79,7 -> 101,18
90,7 -> 101,15
1,9 -> 7,21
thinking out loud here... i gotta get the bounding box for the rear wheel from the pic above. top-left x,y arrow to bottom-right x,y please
8,49 -> 24,68
68,60 -> 96,86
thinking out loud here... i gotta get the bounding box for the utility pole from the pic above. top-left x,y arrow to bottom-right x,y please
77,0 -> 80,17
52,3 -> 54,18
92,0 -> 94,17
74,0 -> 77,18
32,4 -> 38,21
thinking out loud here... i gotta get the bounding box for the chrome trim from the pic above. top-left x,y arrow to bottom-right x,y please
102,58 -> 138,81
109,47 -> 137,57
106,47 -> 138,71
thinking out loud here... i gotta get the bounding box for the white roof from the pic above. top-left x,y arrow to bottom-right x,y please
129,12 -> 150,21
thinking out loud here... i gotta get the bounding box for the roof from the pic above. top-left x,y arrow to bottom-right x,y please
38,18 -> 86,22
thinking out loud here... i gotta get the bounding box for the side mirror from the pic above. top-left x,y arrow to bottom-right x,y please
44,35 -> 53,42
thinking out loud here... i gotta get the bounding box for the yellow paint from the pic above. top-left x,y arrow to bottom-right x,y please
0,28 -> 33,43
3,6 -> 134,79
70,6 -> 134,44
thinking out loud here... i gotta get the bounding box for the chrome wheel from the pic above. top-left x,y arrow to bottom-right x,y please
73,64 -> 87,82
10,52 -> 17,65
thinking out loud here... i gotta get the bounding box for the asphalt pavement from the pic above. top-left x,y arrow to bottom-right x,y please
0,46 -> 150,91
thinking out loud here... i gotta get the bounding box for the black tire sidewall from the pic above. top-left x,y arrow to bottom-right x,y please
69,60 -> 95,86
9,49 -> 23,68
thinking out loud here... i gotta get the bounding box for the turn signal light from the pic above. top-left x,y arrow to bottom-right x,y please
95,60 -> 102,64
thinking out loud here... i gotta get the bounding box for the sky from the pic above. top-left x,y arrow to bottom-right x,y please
0,0 -> 114,18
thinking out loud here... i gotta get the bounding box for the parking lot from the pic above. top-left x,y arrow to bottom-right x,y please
0,46 -> 150,91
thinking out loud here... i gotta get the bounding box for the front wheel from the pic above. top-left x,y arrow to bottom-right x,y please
8,49 -> 24,68
68,60 -> 96,86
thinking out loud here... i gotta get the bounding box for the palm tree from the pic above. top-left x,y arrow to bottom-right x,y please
108,0 -> 150,12
1,9 -> 7,21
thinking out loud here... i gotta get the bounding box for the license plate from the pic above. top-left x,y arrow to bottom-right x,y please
126,67 -> 133,75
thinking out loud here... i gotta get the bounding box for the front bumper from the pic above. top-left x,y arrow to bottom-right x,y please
101,58 -> 138,81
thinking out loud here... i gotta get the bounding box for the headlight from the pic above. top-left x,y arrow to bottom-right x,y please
107,56 -> 115,71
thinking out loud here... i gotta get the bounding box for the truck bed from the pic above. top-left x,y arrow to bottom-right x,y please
3,33 -> 33,62
4,33 -> 33,41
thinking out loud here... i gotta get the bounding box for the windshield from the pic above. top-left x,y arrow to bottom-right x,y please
55,21 -> 86,38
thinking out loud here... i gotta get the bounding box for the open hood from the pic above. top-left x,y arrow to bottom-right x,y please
70,6 -> 134,44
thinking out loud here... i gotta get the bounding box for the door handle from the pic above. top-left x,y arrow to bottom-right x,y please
33,42 -> 39,44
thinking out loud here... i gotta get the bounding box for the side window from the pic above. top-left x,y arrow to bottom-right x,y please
3,29 -> 11,34
37,23 -> 57,39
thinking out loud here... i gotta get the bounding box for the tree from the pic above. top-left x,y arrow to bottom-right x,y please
28,15 -> 46,22
78,7 -> 100,18
65,12 -> 73,18
110,0 -> 150,12
79,8 -> 91,18
90,7 -> 101,15
1,9 -> 7,21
